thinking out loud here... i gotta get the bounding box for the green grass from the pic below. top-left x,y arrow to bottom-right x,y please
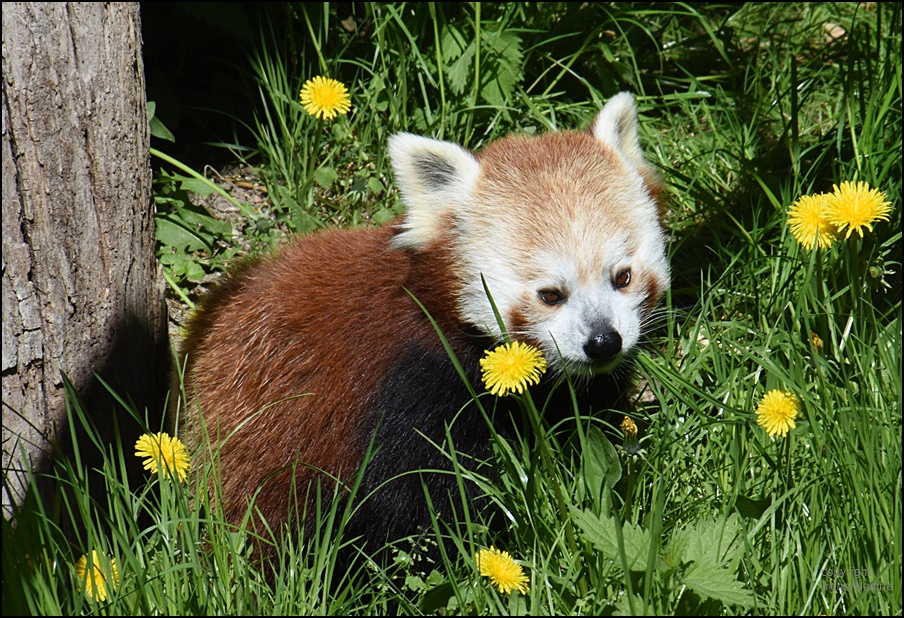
4,2 -> 901,615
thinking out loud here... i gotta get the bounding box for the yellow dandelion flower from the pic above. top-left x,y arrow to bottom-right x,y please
480,341 -> 547,396
620,415 -> 642,455
135,432 -> 191,482
755,390 -> 800,438
621,415 -> 638,438
299,76 -> 351,120
824,181 -> 893,239
75,551 -> 119,602
810,331 -> 824,353
475,546 -> 530,595
787,193 -> 838,249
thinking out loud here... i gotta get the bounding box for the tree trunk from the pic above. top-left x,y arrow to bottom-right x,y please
2,2 -> 167,516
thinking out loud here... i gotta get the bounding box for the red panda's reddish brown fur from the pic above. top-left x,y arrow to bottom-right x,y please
179,92 -> 669,563
182,225 -> 468,528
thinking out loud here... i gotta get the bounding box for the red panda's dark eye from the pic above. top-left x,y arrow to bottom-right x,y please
614,269 -> 631,289
539,289 -> 566,305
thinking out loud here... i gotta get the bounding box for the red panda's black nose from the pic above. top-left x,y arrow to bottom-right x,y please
584,330 -> 622,360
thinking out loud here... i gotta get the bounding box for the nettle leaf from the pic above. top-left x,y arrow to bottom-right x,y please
683,514 -> 745,569
440,23 -> 469,64
439,23 -> 524,105
570,508 -> 652,572
479,28 -> 523,107
571,507 -> 618,554
612,593 -> 649,616
445,42 -> 475,96
439,23 -> 474,96
410,108 -> 431,132
682,560 -> 756,608
620,522 -> 653,572
662,525 -> 689,571
666,514 -> 755,607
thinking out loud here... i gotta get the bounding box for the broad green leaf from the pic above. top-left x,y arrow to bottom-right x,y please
582,425 -> 621,506
367,176 -> 384,194
405,574 -> 426,592
172,202 -> 232,238
177,175 -> 220,196
313,166 -> 339,188
150,116 -> 175,142
372,207 -> 397,225
612,593 -> 650,616
159,253 -> 206,282
420,582 -> 455,615
478,28 -> 523,107
410,108 -> 430,132
445,44 -> 475,96
181,260 -> 207,282
439,23 -> 469,63
570,508 -> 651,571
684,514 -> 744,568
735,494 -> 771,520
155,215 -> 211,252
571,507 -> 618,555
620,521 -> 653,572
682,560 -> 756,607
147,101 -> 175,142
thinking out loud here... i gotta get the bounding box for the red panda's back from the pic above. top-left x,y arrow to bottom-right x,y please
181,224 -> 468,528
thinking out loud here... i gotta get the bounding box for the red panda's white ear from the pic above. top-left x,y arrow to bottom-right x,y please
592,92 -> 649,173
389,133 -> 481,250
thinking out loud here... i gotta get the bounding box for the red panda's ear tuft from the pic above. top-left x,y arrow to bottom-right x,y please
592,92 -> 652,176
389,134 -> 481,251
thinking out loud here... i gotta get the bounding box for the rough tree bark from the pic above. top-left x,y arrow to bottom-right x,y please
2,2 -> 168,516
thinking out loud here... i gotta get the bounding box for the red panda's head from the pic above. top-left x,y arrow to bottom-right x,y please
389,93 -> 669,376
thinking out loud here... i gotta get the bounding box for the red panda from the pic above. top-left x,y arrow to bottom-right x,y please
179,92 -> 669,561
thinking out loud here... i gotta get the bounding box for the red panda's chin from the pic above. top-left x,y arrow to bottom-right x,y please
562,353 -> 625,377
590,356 -> 624,374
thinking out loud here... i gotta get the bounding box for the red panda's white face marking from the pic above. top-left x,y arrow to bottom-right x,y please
390,93 -> 669,375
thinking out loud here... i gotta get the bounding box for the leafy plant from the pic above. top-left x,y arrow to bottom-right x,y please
6,3 -> 901,615
572,509 -> 756,613
153,169 -> 236,283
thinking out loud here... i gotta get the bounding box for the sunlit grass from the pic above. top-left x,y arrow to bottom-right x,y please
4,2 -> 900,615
